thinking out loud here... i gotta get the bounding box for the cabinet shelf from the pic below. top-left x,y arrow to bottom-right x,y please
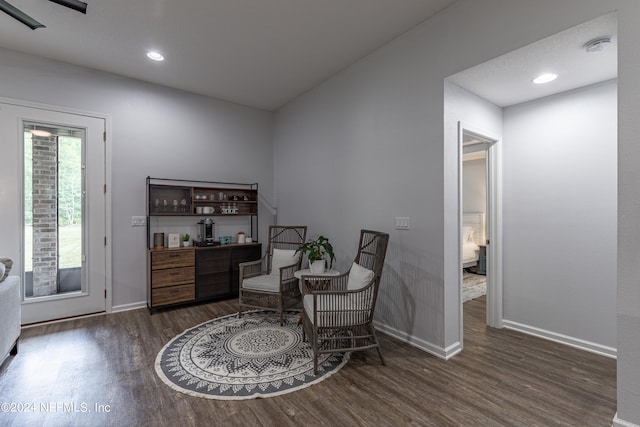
146,177 -> 261,312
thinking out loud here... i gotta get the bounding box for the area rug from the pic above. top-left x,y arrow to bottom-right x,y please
155,310 -> 349,400
463,271 -> 487,302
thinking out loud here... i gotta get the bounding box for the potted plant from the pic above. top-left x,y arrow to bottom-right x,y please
182,233 -> 192,247
296,235 -> 335,274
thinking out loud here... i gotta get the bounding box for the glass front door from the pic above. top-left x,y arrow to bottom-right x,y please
0,101 -> 107,324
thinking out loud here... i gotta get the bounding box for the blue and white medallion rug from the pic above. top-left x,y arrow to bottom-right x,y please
155,310 -> 350,400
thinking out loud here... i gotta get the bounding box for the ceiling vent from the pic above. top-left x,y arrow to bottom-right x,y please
584,36 -> 612,53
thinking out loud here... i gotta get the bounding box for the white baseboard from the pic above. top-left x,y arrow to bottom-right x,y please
613,412 -> 640,427
502,319 -> 617,359
373,320 -> 461,360
111,301 -> 147,313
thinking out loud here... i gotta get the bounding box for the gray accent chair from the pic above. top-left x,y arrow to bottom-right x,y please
1,276 -> 21,365
239,225 -> 307,325
302,229 -> 389,374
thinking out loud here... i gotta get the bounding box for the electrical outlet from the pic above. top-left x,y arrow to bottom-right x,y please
131,216 -> 146,226
395,217 -> 410,230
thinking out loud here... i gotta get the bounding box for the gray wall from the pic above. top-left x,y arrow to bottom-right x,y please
0,48 -> 274,308
274,1 -> 640,424
502,80 -> 617,349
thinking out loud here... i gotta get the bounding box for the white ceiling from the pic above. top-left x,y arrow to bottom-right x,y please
0,3 -> 617,111
449,13 -> 617,107
0,0 -> 458,111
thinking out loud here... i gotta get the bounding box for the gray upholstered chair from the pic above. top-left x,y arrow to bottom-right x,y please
302,229 -> 389,374
239,225 -> 307,325
0,274 -> 21,364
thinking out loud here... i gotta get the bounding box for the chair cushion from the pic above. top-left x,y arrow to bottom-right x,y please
242,274 -> 281,292
270,249 -> 300,276
346,262 -> 374,291
303,294 -> 369,326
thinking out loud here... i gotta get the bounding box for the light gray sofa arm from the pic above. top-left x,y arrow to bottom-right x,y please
0,276 -> 21,360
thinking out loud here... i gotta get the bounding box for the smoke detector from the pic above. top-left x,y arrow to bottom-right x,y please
584,36 -> 612,53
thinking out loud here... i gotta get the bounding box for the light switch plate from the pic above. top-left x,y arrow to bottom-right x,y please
131,216 -> 146,226
395,217 -> 410,230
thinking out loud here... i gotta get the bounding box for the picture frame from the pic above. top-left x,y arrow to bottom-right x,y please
167,233 -> 180,248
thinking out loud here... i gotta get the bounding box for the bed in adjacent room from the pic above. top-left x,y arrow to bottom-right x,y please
462,212 -> 487,302
462,212 -> 485,268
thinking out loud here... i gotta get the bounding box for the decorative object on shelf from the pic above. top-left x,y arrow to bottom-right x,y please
237,232 -> 246,244
168,233 -> 181,248
182,233 -> 192,247
296,235 -> 335,274
219,236 -> 233,245
153,233 -> 165,250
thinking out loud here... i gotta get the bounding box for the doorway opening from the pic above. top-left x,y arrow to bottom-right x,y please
458,124 -> 501,343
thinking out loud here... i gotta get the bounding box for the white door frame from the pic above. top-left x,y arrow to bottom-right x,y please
0,97 -> 112,322
458,122 -> 503,343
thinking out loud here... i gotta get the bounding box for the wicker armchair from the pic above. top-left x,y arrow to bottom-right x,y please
239,225 -> 307,325
302,229 -> 389,374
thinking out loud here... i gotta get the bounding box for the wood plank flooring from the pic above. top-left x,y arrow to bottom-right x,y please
0,297 -> 616,426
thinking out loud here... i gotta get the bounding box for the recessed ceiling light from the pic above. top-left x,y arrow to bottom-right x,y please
532,73 -> 558,84
146,51 -> 165,62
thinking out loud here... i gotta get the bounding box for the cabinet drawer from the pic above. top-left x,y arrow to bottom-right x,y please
152,284 -> 195,307
151,249 -> 194,270
152,267 -> 195,288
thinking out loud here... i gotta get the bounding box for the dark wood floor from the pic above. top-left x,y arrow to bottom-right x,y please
0,297 -> 616,426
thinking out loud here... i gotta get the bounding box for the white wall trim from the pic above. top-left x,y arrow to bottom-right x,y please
111,301 -> 147,313
613,413 -> 640,427
374,321 -> 462,360
503,320 -> 617,359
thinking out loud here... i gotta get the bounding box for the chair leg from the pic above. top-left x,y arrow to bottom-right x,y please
376,345 -> 385,366
313,352 -> 318,375
372,328 -> 385,365
312,330 -> 319,375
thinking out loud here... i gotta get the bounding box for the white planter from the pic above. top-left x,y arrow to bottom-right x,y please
309,259 -> 326,274
182,240 -> 192,247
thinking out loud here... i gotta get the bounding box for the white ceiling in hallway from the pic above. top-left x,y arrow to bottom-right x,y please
448,13 -> 617,107
0,0 -> 458,111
